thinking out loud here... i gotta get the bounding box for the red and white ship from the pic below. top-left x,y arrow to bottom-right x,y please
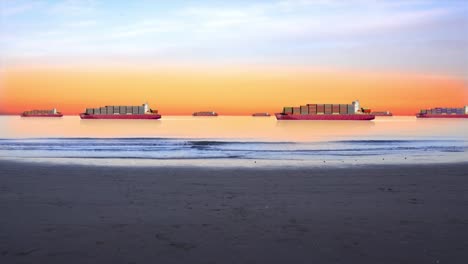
21,108 -> 63,117
275,100 -> 375,121
80,103 -> 161,119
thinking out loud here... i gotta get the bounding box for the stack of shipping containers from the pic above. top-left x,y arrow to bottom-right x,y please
308,104 -> 317,114
119,106 -> 126,114
324,104 -> 332,114
84,104 -> 148,115
420,107 -> 465,115
332,104 -> 340,114
24,109 -> 56,115
106,106 -> 113,115
340,104 -> 348,114
317,104 -> 325,114
281,101 -> 368,115
283,107 -> 293,114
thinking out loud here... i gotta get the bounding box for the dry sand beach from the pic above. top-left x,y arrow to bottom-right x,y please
1,160 -> 467,264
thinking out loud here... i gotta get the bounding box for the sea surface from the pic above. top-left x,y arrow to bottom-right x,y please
0,116 -> 467,166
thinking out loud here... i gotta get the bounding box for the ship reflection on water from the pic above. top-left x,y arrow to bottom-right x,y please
0,116 -> 465,142
275,120 -> 375,141
1,116 -> 466,164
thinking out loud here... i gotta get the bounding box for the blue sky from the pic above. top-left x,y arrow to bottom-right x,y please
1,0 -> 467,78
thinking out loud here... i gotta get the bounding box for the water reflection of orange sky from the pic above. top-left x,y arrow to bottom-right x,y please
1,66 -> 466,115
2,116 -> 467,142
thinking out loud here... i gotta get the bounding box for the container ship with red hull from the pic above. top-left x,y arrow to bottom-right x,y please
416,106 -> 468,118
276,100 -> 375,121
21,108 -> 63,117
80,103 -> 161,119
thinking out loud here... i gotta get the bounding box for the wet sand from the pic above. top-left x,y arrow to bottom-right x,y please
0,160 -> 467,263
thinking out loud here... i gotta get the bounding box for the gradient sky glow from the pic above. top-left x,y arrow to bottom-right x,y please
1,0 -> 467,114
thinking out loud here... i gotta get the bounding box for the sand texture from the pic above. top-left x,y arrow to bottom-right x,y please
1,161 -> 468,263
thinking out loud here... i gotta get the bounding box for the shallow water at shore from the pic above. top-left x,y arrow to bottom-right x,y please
0,116 -> 466,165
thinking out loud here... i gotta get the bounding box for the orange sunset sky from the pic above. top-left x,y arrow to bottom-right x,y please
1,1 -> 467,115
1,66 -> 466,115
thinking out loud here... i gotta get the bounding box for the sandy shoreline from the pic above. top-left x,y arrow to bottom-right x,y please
1,160 -> 467,263
2,155 -> 468,168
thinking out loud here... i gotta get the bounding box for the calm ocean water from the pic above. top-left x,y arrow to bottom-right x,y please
0,116 -> 466,166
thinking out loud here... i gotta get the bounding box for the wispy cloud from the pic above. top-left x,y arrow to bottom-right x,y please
1,0 -> 467,78
98,0 -> 453,48
47,0 -> 98,16
0,1 -> 40,16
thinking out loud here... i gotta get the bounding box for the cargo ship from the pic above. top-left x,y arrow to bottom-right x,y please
193,111 -> 218,116
417,106 -> 468,118
252,112 -> 271,117
21,108 -> 63,117
371,111 -> 393,116
276,100 -> 375,121
80,103 -> 161,119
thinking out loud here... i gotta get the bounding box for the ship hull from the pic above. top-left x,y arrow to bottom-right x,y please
416,114 -> 468,118
21,114 -> 63,117
80,114 -> 161,119
275,113 -> 375,120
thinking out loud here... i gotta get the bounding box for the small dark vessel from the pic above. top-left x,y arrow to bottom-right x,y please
22,108 -> 63,117
193,111 -> 218,116
252,113 -> 271,117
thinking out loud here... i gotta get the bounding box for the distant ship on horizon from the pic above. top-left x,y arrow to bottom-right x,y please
80,103 -> 161,119
193,111 -> 218,116
252,112 -> 271,117
21,108 -> 63,117
371,111 -> 393,116
276,100 -> 375,121
417,106 -> 468,118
